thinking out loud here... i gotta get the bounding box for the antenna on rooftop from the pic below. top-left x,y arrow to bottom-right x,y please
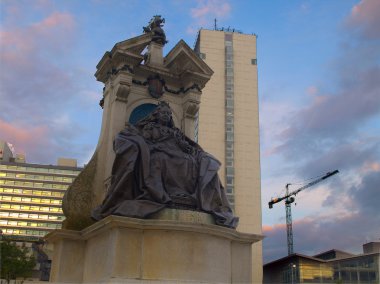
214,18 -> 217,30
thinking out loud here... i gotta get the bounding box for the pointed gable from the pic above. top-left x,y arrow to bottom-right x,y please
164,40 -> 213,77
95,34 -> 153,83
113,33 -> 152,54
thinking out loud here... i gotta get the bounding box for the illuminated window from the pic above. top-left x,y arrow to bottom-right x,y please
19,213 -> 28,218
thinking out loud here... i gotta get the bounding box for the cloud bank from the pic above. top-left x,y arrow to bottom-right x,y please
262,0 -> 380,263
0,2 -> 98,165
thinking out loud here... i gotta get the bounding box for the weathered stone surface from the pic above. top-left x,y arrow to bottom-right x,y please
61,152 -> 97,230
150,208 -> 215,225
45,215 -> 263,284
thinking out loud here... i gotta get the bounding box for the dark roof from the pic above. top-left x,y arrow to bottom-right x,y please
327,251 -> 380,262
265,250 -> 380,267
264,253 -> 326,267
0,160 -> 83,170
313,249 -> 355,259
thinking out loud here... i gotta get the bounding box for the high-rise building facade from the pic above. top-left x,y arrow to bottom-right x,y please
194,29 -> 262,282
0,143 -> 82,241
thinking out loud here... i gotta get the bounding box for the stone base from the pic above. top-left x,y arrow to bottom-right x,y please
45,212 -> 263,283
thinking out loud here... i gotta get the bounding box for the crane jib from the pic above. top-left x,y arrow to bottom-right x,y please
322,170 -> 339,179
268,170 -> 339,209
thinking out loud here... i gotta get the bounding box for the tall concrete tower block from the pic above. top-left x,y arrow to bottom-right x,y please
62,22 -> 214,230
195,29 -> 262,282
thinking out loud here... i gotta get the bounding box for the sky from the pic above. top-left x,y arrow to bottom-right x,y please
1,0 -> 379,264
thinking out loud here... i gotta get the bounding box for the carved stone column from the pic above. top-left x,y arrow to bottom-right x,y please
182,90 -> 201,140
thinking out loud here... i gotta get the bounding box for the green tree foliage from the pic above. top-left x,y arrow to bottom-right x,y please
0,240 -> 36,284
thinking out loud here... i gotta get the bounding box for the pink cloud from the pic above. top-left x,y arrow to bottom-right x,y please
361,161 -> 380,173
191,0 -> 231,18
0,11 -> 77,114
189,0 -> 231,28
345,0 -> 380,39
0,9 -> 82,164
0,119 -> 48,155
306,85 -> 318,96
33,12 -> 75,30
263,223 -> 286,233
1,11 -> 76,67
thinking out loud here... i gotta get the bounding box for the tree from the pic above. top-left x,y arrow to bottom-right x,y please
0,240 -> 36,284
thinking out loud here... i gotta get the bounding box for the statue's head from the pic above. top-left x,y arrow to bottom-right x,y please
136,101 -> 174,128
154,102 -> 173,126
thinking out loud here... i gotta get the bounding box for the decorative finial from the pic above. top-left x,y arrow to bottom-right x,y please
143,15 -> 168,45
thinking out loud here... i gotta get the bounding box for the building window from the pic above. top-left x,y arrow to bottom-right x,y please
251,59 -> 257,65
226,167 -> 234,175
225,34 -> 233,41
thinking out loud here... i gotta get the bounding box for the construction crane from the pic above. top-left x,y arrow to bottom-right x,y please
268,170 -> 339,255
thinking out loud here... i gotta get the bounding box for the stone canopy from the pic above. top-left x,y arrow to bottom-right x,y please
95,35 -> 213,88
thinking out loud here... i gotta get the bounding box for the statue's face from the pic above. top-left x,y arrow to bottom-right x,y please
156,107 -> 172,125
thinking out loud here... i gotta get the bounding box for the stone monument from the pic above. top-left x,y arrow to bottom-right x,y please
46,16 -> 263,283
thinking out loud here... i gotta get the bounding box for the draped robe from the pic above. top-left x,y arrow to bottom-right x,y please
92,122 -> 238,229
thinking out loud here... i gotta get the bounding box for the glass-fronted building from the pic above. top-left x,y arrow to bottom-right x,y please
264,243 -> 380,284
0,158 -> 82,241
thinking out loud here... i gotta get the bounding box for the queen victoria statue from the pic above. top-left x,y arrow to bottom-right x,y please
92,102 -> 238,228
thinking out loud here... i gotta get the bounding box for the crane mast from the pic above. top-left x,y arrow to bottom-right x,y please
269,170 -> 339,255
285,184 -> 294,255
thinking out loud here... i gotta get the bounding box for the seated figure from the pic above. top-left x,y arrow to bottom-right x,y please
92,102 -> 238,228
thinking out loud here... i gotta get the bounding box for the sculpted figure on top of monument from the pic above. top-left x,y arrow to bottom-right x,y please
143,15 -> 167,45
92,102 -> 238,228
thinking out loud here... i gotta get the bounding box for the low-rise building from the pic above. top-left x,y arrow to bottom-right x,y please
264,241 -> 380,284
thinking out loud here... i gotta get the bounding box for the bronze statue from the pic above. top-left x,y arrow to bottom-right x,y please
92,102 -> 238,228
143,15 -> 167,45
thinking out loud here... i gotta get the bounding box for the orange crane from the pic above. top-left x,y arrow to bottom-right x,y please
268,170 -> 339,255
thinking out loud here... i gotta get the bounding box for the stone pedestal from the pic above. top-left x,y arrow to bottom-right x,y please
46,212 -> 263,283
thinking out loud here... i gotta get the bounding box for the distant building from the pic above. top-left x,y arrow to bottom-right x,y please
263,241 -> 380,284
0,141 -> 82,242
0,140 -> 14,162
194,28 -> 262,282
